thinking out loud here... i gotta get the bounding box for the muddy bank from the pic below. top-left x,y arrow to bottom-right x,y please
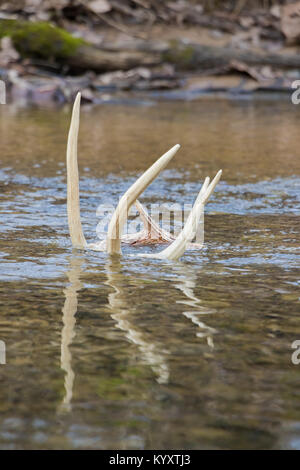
1,2 -> 300,105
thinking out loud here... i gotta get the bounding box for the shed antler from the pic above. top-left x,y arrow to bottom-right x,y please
66,93 -> 222,261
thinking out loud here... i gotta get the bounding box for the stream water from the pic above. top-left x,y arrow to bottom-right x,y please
0,97 -> 299,449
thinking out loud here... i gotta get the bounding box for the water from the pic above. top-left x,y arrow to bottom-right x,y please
0,98 -> 299,449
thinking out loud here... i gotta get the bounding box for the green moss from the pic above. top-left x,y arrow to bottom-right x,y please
0,19 -> 85,61
163,40 -> 196,69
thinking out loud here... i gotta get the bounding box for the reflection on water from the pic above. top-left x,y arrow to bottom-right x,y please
60,257 -> 219,410
173,263 -> 216,348
0,99 -> 300,449
106,259 -> 170,385
59,255 -> 84,412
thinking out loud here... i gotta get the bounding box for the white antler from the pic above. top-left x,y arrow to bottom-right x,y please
106,144 -> 180,254
66,92 -> 179,251
66,92 -> 87,249
137,170 -> 222,261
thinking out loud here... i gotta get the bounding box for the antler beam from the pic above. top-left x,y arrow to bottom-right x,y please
66,93 -> 222,261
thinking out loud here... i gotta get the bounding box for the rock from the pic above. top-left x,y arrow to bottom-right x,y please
0,36 -> 19,67
9,73 -> 65,104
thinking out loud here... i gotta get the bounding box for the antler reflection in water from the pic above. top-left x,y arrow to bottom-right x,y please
173,263 -> 217,348
105,259 -> 170,384
59,255 -> 84,412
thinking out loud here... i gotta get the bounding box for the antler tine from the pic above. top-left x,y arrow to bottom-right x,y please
137,170 -> 222,261
203,169 -> 222,203
66,92 -> 87,249
106,144 -> 180,255
134,200 -> 174,243
151,177 -> 210,260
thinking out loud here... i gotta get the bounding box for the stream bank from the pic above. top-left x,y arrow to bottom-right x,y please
1,2 -> 300,105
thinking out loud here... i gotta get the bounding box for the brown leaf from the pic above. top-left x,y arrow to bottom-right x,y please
281,2 -> 300,43
230,60 -> 275,82
270,5 -> 281,19
239,16 -> 255,29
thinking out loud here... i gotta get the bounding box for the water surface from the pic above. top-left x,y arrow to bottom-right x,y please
0,98 -> 299,449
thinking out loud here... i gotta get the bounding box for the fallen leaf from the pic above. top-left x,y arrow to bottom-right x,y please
230,60 -> 275,82
281,1 -> 300,43
239,16 -> 255,29
270,5 -> 281,19
88,0 -> 111,14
